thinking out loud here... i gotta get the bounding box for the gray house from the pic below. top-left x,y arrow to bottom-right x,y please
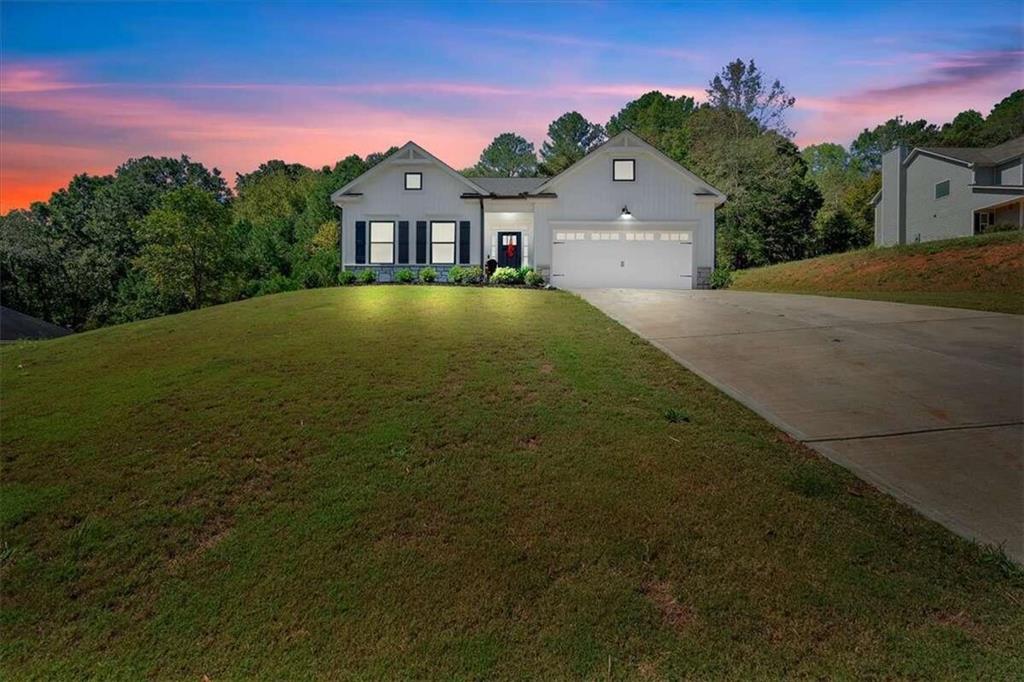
331,130 -> 726,288
873,136 -> 1024,245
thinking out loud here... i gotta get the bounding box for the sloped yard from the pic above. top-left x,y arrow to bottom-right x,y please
1,287 -> 1022,678
731,231 -> 1024,314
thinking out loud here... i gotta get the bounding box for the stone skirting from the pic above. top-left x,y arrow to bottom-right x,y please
346,264 -> 460,283
694,266 -> 712,289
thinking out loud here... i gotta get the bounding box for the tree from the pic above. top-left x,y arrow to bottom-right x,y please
471,133 -> 538,177
684,107 -> 821,268
814,206 -> 870,255
850,117 -> 941,172
539,111 -> 606,175
980,90 -> 1023,145
939,110 -> 985,147
801,143 -> 863,208
365,146 -> 400,168
706,59 -> 796,137
135,186 -> 236,309
606,91 -> 696,163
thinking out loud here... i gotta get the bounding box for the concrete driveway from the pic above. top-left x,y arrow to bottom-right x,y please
579,289 -> 1024,561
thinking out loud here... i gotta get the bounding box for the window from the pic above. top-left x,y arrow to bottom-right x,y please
613,159 -> 635,182
405,172 -> 422,190
369,221 -> 395,263
431,221 -> 456,263
935,180 -> 950,199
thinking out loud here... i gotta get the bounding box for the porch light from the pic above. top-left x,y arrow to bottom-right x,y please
621,205 -> 632,218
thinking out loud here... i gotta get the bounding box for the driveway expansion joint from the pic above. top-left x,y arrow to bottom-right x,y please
801,420 -> 1024,444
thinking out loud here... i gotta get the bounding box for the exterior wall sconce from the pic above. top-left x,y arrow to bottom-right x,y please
621,205 -> 631,217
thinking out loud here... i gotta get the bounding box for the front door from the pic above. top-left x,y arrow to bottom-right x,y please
497,232 -> 522,268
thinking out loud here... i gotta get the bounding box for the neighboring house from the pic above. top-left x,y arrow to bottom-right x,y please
0,306 -> 71,341
872,136 -> 1024,245
331,130 -> 726,289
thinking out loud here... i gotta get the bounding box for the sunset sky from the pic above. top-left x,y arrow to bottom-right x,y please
2,1 -> 1021,212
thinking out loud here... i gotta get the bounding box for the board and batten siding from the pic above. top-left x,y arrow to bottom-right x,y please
341,162 -> 479,266
534,145 -> 717,273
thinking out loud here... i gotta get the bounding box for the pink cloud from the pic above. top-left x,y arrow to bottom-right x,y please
793,48 -> 1022,147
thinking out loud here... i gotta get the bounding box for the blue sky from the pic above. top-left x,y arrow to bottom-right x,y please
2,1 -> 1021,210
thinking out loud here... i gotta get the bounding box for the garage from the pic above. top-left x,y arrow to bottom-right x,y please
550,228 -> 693,289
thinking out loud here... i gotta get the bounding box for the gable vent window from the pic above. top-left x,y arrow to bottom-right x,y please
431,221 -> 456,264
405,172 -> 422,190
935,180 -> 950,199
370,221 -> 395,264
613,159 -> 636,182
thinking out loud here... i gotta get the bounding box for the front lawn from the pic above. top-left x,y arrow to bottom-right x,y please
731,231 -> 1024,314
2,287 -> 1021,678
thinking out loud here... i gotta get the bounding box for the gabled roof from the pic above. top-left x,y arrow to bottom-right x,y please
471,177 -> 548,195
907,135 -> 1024,168
535,130 -> 726,204
331,141 -> 488,202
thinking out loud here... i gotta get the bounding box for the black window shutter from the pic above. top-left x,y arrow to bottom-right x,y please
458,221 -> 471,264
355,221 -> 367,264
416,221 -> 427,264
398,221 -> 410,263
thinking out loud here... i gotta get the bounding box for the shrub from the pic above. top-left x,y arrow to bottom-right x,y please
358,269 -> 377,285
516,266 -> 533,282
297,249 -> 339,289
524,269 -> 545,287
395,268 -> 415,283
337,270 -> 357,285
419,267 -> 437,283
709,266 -> 733,289
450,265 -> 483,285
256,273 -> 300,296
489,266 -> 522,285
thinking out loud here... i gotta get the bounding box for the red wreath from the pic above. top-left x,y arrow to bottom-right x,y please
505,241 -> 517,259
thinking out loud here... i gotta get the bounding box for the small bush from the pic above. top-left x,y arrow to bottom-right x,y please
358,269 -> 377,285
337,270 -> 357,285
709,267 -> 733,289
395,268 -> 415,284
449,265 -> 484,285
517,266 -> 533,282
490,266 -> 523,285
524,269 -> 545,287
663,408 -> 691,424
419,267 -> 437,283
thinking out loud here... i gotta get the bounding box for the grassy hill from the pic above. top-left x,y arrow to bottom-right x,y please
731,231 -> 1024,314
2,287 -> 1022,678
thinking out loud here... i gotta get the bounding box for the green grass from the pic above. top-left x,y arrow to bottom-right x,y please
2,287 -> 1022,678
731,230 -> 1024,314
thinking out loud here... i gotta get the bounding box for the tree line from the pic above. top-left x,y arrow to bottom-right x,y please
2,57 -> 1020,332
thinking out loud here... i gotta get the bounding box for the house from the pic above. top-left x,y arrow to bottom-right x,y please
330,130 -> 726,288
872,136 -> 1024,245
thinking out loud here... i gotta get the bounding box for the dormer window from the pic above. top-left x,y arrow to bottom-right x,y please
613,159 -> 635,182
405,172 -> 422,190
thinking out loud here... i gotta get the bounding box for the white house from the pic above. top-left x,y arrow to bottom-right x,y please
873,136 -> 1024,245
331,130 -> 726,289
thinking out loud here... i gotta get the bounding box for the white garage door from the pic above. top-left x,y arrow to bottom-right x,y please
551,229 -> 693,289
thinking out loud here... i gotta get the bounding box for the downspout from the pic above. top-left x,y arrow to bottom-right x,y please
336,205 -> 345,272
478,197 -> 485,266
